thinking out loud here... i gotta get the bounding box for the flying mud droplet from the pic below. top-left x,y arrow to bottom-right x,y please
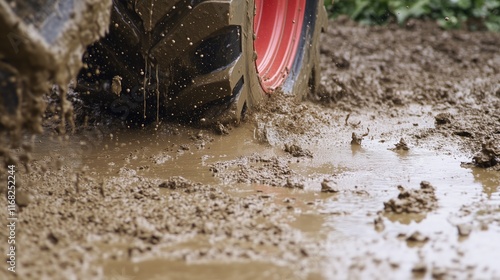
111,76 -> 122,96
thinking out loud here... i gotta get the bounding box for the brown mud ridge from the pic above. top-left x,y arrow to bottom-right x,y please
1,18 -> 500,279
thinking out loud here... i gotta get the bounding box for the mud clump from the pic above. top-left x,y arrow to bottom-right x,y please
159,176 -> 194,190
321,179 -> 340,193
391,138 -> 410,151
284,178 -> 305,189
435,113 -> 452,125
412,262 -> 427,274
373,213 -> 385,231
210,154 -> 304,187
214,122 -> 230,135
351,132 -> 363,145
383,181 -> 438,214
472,140 -> 499,168
404,231 -> 429,244
457,223 -> 473,237
351,130 -> 369,145
284,143 -> 313,158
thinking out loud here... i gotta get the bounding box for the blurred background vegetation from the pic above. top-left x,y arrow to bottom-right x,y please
324,0 -> 500,31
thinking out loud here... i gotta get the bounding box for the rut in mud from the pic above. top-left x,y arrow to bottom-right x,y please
1,18 -> 500,279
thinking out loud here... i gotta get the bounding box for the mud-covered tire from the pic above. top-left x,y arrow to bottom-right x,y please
0,0 -> 112,134
79,0 -> 327,124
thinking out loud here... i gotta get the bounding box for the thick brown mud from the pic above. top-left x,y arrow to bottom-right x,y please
1,18 -> 500,279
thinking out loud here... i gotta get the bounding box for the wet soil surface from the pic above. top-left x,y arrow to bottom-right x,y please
1,19 -> 500,279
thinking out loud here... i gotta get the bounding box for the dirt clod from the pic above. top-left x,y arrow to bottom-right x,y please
159,176 -> 193,190
432,267 -> 447,279
435,113 -> 452,125
457,223 -> 473,237
210,155 -> 304,187
215,122 -> 230,135
285,178 -> 305,189
374,213 -> 385,231
351,132 -> 363,145
392,138 -> 410,151
383,181 -> 438,214
15,189 -> 32,207
472,140 -> 499,168
350,128 -> 369,146
284,143 -> 313,158
412,262 -> 427,273
406,231 -> 429,243
321,179 -> 339,193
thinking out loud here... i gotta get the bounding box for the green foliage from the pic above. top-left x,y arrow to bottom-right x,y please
325,0 -> 500,31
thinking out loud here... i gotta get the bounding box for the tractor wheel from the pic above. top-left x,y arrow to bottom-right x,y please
0,0 -> 111,135
79,0 -> 327,124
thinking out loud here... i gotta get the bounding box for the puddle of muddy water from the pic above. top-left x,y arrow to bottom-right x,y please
104,260 -> 324,280
31,111 -> 500,279
299,127 -> 500,279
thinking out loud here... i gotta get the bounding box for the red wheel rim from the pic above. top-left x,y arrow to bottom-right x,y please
253,0 -> 306,93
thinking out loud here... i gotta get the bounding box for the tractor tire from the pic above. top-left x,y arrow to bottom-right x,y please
0,0 -> 112,135
79,0 -> 327,124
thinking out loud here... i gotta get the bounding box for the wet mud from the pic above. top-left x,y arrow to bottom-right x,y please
1,18 -> 500,279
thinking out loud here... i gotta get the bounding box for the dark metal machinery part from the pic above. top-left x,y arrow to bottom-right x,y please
78,0 -> 327,124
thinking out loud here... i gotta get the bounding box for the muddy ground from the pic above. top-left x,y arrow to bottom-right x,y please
1,18 -> 500,279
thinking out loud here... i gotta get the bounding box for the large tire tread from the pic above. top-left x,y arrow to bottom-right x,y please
79,0 -> 326,125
